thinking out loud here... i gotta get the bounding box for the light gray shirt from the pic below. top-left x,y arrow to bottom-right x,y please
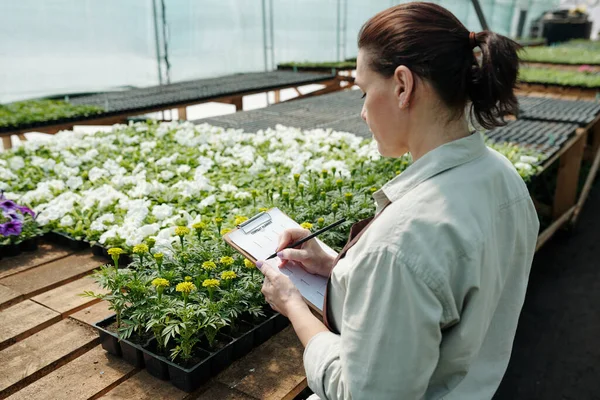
303,133 -> 540,400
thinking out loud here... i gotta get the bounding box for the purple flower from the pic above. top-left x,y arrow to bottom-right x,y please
0,199 -> 17,212
0,219 -> 23,236
17,206 -> 35,218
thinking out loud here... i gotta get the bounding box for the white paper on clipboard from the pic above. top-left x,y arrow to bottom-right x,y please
227,208 -> 337,312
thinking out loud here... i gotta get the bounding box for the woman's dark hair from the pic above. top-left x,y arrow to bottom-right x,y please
358,2 -> 521,130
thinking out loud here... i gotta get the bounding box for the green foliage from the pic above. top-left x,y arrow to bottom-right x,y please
0,99 -> 104,129
520,46 -> 600,65
519,67 -> 600,88
278,61 -> 356,69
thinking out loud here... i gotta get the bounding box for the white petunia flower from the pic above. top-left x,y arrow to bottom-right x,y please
519,155 -> 538,164
221,183 -> 238,192
152,204 -> 173,220
60,215 -> 75,227
66,176 -> 83,190
199,195 -> 216,208
160,170 -> 175,181
177,165 -> 191,174
88,167 -> 108,183
9,156 -> 25,171
514,162 -> 533,171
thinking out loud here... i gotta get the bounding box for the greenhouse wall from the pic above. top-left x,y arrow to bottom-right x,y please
1,0 -> 560,103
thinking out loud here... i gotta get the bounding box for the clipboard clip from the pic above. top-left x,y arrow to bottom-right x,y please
239,211 -> 272,234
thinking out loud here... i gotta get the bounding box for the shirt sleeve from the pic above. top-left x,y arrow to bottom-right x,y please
303,246 -> 444,400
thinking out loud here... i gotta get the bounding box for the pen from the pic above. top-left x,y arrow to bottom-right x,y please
265,218 -> 347,260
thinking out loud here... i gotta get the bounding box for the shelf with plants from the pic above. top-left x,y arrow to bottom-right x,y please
0,99 -> 105,133
519,46 -> 600,66
0,121 -> 543,390
277,61 -> 356,72
519,67 -> 600,89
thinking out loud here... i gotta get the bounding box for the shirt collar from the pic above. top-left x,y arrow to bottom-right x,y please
374,132 -> 487,210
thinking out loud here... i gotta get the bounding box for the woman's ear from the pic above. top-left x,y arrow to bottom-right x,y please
394,65 -> 414,109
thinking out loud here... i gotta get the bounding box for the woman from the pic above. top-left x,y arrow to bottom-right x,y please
256,3 -> 539,399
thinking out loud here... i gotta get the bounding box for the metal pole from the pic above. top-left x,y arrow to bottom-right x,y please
262,0 -> 268,71
342,0 -> 348,61
151,0 -> 163,85
336,0 -> 341,61
471,0 -> 490,31
161,0 -> 171,84
269,0 -> 275,70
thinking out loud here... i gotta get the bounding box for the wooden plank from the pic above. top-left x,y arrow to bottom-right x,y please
590,117 -> 600,159
217,326 -> 306,400
540,129 -> 586,172
0,319 -> 98,397
5,346 -> 136,400
1,136 -> 12,150
193,382 -> 257,400
178,107 -> 188,121
0,284 -> 23,311
0,300 -> 61,351
536,206 -> 577,251
0,252 -> 105,307
69,301 -> 114,327
572,136 -> 600,224
31,275 -> 107,317
553,130 -> 587,219
0,241 -> 75,280
232,96 -> 243,111
274,90 -> 281,103
98,370 -> 187,400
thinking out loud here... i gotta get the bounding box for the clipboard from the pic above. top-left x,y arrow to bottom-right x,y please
223,207 -> 337,315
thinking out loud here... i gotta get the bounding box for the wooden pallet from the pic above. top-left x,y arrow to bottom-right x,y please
0,240 -> 307,400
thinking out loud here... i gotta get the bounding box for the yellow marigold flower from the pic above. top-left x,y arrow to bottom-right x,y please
214,217 -> 223,224
220,256 -> 234,266
300,222 -> 313,230
154,253 -> 164,262
202,261 -> 216,271
108,247 -> 124,256
132,244 -> 149,254
369,187 -> 378,194
234,215 -> 248,225
220,228 -> 232,235
244,258 -> 255,269
176,281 -> 196,294
258,207 -> 268,212
175,226 -> 190,237
184,276 -> 192,282
192,221 -> 207,230
202,279 -> 220,289
317,217 -> 325,224
151,278 -> 169,288
221,270 -> 237,280
344,192 -> 353,200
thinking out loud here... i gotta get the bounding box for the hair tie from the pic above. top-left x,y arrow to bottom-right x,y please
469,31 -> 477,49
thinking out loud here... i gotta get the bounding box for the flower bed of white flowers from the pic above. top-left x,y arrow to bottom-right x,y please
0,121 -> 541,254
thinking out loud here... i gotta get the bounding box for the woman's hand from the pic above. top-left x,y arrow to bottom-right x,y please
256,259 -> 308,317
276,228 -> 336,277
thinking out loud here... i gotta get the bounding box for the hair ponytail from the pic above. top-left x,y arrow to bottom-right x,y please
358,3 -> 522,131
468,32 -> 521,130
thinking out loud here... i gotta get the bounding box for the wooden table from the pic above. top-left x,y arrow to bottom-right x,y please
0,241 -> 307,400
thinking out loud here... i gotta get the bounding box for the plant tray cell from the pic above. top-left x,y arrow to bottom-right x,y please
518,96 -> 600,126
93,315 -> 121,357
